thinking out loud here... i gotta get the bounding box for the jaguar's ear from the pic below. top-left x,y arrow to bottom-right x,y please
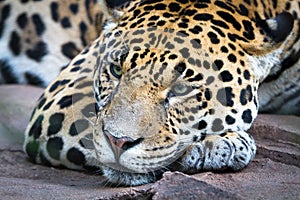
98,0 -> 130,21
97,0 -> 131,32
242,12 -> 294,55
241,12 -> 294,81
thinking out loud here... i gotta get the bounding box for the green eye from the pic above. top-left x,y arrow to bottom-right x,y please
110,63 -> 122,78
172,83 -> 189,96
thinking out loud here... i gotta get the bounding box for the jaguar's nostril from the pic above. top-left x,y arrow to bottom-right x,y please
104,131 -> 144,151
121,137 -> 144,151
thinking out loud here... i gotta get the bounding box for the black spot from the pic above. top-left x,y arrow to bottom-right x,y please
169,54 -> 178,60
184,69 -> 194,78
75,80 -> 93,89
9,31 -> 21,55
192,120 -> 207,130
28,115 -> 44,139
154,3 -> 167,10
29,108 -> 36,121
67,147 -> 86,165
32,14 -> 45,35
215,1 -> 235,13
220,46 -> 229,53
25,72 -> 45,86
213,59 -> 224,70
206,76 -> 215,85
208,31 -> 220,44
219,70 -> 233,82
169,2 -> 181,12
165,42 -> 175,49
203,60 -> 210,69
243,70 -> 250,80
239,4 -> 248,16
225,115 -> 236,125
204,88 -> 212,100
50,2 -> 59,22
84,0 -> 93,23
211,19 -> 230,29
238,78 -> 242,85
69,119 -> 89,136
79,22 -> 88,46
57,95 -> 72,109
73,58 -> 85,65
43,100 -> 54,111
57,93 -> 84,109
190,38 -> 201,49
0,4 -> 11,38
179,48 -> 190,58
69,3 -> 79,14
211,26 -> 226,37
194,3 -> 209,9
81,103 -> 96,117
228,53 -> 237,63
242,109 -> 252,123
0,60 -> 18,83
217,11 -> 241,31
49,81 -> 60,92
175,0 -> 189,4
47,137 -> 64,160
37,97 -> 46,109
174,62 -> 186,75
25,140 -> 40,161
16,13 -> 28,29
212,118 -> 224,132
217,87 -> 234,107
240,85 -> 253,105
240,89 -> 247,105
194,13 -> 213,21
26,41 -> 48,62
174,36 -> 184,44
47,113 -> 65,136
61,17 -> 72,28
61,42 -> 80,59
228,33 -> 248,43
189,25 -> 203,34
70,66 -> 81,72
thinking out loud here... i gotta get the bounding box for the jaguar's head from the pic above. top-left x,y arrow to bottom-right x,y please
92,0 -> 294,186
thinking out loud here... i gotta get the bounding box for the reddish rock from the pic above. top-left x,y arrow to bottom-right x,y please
0,85 -> 299,199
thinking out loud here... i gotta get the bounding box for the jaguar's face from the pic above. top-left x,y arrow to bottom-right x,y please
93,48 -> 200,174
92,27 -> 245,176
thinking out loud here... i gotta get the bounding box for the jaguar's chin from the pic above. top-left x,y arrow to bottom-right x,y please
101,165 -> 163,186
100,155 -> 185,186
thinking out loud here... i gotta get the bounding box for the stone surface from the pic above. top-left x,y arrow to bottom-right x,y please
0,85 -> 299,200
0,85 -> 43,146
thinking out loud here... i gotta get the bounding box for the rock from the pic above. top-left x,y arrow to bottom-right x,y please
0,85 -> 299,199
0,85 -> 43,146
249,115 -> 300,167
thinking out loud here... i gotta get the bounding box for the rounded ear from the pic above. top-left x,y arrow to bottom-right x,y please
258,12 -> 294,43
102,0 -> 131,9
98,0 -> 130,20
241,12 -> 294,81
241,12 -> 294,56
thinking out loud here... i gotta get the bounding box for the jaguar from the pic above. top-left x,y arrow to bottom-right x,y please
2,0 -> 300,186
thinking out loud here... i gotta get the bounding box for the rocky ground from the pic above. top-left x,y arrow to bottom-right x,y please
0,85 -> 299,200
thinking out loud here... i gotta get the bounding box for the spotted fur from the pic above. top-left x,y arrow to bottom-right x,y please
17,0 -> 300,186
0,0 -> 103,87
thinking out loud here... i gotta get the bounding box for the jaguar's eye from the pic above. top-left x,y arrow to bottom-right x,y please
110,63 -> 122,78
172,83 -> 190,96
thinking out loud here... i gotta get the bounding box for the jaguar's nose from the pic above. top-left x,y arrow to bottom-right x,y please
104,131 -> 144,158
